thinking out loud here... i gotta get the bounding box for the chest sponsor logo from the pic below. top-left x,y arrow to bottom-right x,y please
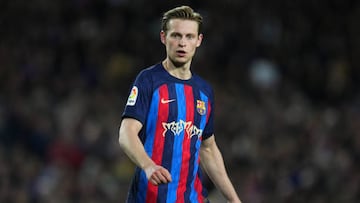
162,120 -> 202,139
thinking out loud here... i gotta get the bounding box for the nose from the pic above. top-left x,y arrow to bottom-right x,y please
179,37 -> 186,47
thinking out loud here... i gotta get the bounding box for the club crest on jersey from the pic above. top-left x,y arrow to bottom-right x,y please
196,100 -> 206,115
126,86 -> 138,106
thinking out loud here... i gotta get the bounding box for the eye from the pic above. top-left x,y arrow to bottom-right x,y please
186,34 -> 196,40
170,33 -> 182,39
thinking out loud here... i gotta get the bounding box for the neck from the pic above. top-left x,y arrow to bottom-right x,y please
162,59 -> 192,80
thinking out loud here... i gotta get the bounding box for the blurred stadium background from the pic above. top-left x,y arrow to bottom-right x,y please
0,0 -> 360,202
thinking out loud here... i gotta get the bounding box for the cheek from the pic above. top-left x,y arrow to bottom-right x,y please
196,40 -> 202,47
191,42 -> 200,51
172,42 -> 182,51
167,43 -> 175,51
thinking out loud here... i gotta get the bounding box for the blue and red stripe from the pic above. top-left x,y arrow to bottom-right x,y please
139,89 -> 159,202
144,85 -> 169,203
141,84 -> 211,202
190,90 -> 209,202
165,83 -> 186,202
176,84 -> 194,202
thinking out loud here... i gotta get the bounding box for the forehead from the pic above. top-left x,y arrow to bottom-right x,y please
166,19 -> 199,34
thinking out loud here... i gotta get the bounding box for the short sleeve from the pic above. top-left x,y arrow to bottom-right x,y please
122,70 -> 152,125
201,88 -> 215,140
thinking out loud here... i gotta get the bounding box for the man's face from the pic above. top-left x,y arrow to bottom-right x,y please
160,19 -> 203,67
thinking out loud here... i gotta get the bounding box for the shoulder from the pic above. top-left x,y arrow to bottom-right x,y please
191,73 -> 214,96
136,63 -> 163,78
131,63 -> 164,87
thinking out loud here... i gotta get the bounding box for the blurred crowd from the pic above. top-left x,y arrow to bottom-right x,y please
1,0 -> 360,202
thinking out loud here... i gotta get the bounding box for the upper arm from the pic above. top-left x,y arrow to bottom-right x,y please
199,134 -> 224,173
200,134 -> 216,154
119,118 -> 143,141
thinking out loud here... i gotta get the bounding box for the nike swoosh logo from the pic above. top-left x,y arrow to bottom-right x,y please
161,98 -> 176,104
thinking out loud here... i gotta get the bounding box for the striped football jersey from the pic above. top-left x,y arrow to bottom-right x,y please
122,63 -> 214,203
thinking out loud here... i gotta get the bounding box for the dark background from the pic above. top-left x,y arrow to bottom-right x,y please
1,0 -> 360,202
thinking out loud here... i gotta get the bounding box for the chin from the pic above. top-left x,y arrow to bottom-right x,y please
170,58 -> 188,67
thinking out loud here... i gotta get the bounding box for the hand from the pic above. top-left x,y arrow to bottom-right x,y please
144,165 -> 172,186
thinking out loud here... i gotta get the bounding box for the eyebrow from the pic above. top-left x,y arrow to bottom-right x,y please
169,31 -> 197,37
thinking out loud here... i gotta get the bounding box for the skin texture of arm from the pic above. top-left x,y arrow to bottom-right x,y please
200,135 -> 242,203
118,118 -> 172,185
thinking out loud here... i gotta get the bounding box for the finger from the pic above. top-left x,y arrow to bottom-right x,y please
154,170 -> 170,184
151,173 -> 161,185
156,171 -> 169,183
161,168 -> 172,182
150,178 -> 158,186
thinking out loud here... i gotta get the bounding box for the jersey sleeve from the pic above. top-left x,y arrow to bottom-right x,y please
201,88 -> 215,140
122,70 -> 152,125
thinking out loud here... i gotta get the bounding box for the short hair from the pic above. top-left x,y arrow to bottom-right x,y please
161,5 -> 203,34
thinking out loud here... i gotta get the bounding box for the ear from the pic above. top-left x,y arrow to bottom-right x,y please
160,31 -> 166,45
196,33 -> 203,47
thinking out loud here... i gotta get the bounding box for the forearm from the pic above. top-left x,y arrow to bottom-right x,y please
202,150 -> 240,202
200,138 -> 241,203
118,118 -> 172,185
118,120 -> 154,170
119,134 -> 154,170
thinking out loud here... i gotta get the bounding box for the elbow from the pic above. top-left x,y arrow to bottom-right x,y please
118,136 -> 124,149
118,126 -> 127,149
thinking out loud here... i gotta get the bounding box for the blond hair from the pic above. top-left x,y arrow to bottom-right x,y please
161,5 -> 203,34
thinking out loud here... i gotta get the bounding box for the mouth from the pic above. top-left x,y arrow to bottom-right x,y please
176,50 -> 186,57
